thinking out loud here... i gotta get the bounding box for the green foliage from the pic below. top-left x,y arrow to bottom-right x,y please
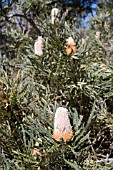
0,91 -> 94,169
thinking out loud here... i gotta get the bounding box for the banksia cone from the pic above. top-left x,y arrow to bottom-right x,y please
34,36 -> 44,56
51,8 -> 59,25
53,107 -> 73,142
95,31 -> 100,40
66,37 -> 76,55
32,138 -> 42,156
81,38 -> 86,45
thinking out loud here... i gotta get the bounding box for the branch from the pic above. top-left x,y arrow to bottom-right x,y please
10,13 -> 41,35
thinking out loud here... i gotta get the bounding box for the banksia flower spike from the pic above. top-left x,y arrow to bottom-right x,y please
53,107 -> 73,142
95,31 -> 101,40
51,8 -> 59,25
32,138 -> 42,156
66,37 -> 76,55
81,38 -> 86,45
34,36 -> 44,56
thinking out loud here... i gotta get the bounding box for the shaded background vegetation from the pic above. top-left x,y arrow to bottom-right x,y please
0,0 -> 113,169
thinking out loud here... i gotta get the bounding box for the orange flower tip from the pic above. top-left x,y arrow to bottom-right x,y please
53,130 -> 74,142
66,37 -> 76,55
66,47 -> 72,55
32,148 -> 42,156
66,46 -> 76,55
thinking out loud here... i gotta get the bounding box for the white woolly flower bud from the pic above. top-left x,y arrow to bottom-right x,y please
53,107 -> 73,142
81,38 -> 86,45
95,31 -> 101,40
51,8 -> 59,25
34,36 -> 44,56
66,37 -> 75,45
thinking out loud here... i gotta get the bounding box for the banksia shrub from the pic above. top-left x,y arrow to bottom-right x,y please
1,0 -> 113,169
